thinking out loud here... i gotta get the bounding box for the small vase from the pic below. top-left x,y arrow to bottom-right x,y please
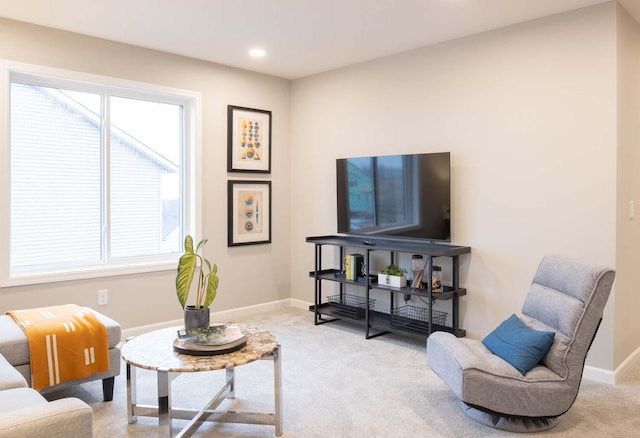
184,305 -> 210,330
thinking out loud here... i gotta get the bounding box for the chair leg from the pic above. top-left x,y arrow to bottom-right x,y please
102,377 -> 115,401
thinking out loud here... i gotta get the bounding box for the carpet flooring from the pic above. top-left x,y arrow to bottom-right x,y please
46,307 -> 640,437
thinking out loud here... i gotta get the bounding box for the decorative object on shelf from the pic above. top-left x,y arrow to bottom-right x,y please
173,323 -> 248,356
176,235 -> 219,330
227,105 -> 272,173
228,180 -> 272,246
378,264 -> 407,288
410,254 -> 428,288
432,265 -> 443,292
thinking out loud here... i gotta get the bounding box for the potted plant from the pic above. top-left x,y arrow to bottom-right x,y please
378,264 -> 407,288
176,235 -> 219,330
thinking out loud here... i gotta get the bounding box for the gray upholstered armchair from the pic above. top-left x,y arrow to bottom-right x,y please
427,255 -> 615,432
0,353 -> 93,437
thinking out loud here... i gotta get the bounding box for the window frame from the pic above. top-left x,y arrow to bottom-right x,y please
0,61 -> 202,287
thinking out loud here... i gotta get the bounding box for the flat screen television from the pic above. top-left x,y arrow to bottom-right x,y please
336,152 -> 450,242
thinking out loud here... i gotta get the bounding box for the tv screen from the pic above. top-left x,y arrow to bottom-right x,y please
336,152 -> 450,241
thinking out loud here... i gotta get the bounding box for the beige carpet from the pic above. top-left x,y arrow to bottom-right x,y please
46,307 -> 640,437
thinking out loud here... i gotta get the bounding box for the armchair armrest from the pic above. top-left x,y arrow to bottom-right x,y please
0,354 -> 27,390
0,397 -> 93,438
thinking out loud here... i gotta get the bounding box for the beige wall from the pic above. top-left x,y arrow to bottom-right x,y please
616,3 -> 640,366
0,18 -> 292,329
290,3 -> 619,369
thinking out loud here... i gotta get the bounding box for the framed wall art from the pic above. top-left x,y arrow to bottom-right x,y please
228,180 -> 272,246
227,105 -> 272,173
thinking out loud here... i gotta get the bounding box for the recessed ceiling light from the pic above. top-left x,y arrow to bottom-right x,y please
249,48 -> 266,58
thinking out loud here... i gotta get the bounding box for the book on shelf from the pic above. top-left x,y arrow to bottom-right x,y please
345,253 -> 364,280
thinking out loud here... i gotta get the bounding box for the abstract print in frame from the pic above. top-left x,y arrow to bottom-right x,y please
227,105 -> 272,173
228,180 -> 272,246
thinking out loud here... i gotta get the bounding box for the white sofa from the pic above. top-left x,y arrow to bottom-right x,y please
0,352 -> 93,437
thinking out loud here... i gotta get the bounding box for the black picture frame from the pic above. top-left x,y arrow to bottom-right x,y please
227,180 -> 272,246
227,105 -> 272,173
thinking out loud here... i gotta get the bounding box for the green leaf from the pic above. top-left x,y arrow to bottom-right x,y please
184,235 -> 195,254
176,252 -> 197,309
380,264 -> 406,276
203,264 -> 219,309
196,238 -> 208,252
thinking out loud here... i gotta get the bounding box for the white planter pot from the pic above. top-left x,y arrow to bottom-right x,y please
378,273 -> 407,288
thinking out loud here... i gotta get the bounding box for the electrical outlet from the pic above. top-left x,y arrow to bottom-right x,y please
98,289 -> 108,306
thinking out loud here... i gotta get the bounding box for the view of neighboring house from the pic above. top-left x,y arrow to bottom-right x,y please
10,83 -> 179,273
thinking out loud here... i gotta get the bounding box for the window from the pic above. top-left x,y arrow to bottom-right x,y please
2,65 -> 200,285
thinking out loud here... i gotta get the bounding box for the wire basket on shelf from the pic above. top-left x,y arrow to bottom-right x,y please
391,305 -> 447,333
326,294 -> 375,320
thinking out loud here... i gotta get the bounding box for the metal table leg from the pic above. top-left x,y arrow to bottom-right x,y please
226,364 -> 235,399
274,343 -> 283,436
126,362 -> 137,424
157,367 -> 172,437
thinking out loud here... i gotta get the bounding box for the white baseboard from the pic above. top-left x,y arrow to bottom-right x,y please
121,298 -> 312,340
583,345 -> 640,385
583,365 -> 615,384
212,298 -> 294,321
289,298 -> 313,310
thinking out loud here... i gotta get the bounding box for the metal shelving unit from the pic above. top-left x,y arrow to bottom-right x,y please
307,235 -> 471,340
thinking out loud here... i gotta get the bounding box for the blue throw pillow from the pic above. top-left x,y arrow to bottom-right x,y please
482,314 -> 555,375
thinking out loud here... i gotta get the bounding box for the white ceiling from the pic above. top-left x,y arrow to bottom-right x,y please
0,0 -> 628,79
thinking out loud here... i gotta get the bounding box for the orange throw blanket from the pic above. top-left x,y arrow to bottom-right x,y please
7,304 -> 110,391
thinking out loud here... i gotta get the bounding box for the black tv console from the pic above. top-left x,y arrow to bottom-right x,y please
306,235 -> 471,340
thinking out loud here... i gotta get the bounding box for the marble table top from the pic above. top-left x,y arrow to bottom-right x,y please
121,324 -> 278,372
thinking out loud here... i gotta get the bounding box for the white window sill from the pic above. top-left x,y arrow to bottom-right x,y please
1,260 -> 178,288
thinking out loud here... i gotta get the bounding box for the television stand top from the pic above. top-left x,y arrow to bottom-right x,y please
306,235 -> 470,257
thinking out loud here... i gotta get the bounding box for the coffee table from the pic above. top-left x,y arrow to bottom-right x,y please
120,325 -> 282,437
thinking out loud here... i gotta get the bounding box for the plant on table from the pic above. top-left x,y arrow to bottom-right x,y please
176,235 -> 219,328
